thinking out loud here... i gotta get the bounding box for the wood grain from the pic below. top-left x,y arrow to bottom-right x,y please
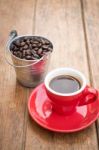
0,0 -> 99,150
81,0 -> 99,146
25,0 -> 98,150
0,0 -> 35,149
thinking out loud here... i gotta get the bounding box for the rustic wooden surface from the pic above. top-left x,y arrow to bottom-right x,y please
0,0 -> 99,150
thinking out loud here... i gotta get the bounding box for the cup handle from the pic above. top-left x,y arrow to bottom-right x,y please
78,86 -> 98,106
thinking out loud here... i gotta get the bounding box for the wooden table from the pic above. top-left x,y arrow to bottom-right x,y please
0,0 -> 99,149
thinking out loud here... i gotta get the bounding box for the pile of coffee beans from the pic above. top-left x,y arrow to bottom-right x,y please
10,36 -> 53,60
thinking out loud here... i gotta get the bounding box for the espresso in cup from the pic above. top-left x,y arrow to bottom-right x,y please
45,68 -> 98,115
49,75 -> 81,94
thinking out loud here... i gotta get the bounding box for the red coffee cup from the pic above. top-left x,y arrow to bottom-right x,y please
44,68 -> 98,115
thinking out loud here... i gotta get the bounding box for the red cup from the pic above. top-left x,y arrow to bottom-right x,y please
44,68 -> 98,115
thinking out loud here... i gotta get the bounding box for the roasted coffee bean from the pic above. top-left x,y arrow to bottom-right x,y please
40,38 -> 45,44
26,49 -> 31,55
20,41 -> 25,46
29,39 -> 33,44
23,44 -> 28,49
32,44 -> 37,48
44,39 -> 50,45
14,47 -> 19,51
48,47 -> 53,52
26,39 -> 30,44
20,47 -> 23,52
23,50 -> 26,57
30,39 -> 35,43
42,51 -> 48,55
38,42 -> 42,47
43,49 -> 48,52
15,39 -> 20,46
42,45 -> 49,49
17,51 -> 21,56
23,50 -> 26,54
37,48 -> 43,55
16,51 -> 22,58
33,40 -> 39,44
34,47 -> 38,51
13,51 -> 18,56
26,55 -> 32,60
29,44 -> 33,49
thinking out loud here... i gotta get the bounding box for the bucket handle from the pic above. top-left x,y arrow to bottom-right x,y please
5,30 -> 50,68
7,30 -> 18,46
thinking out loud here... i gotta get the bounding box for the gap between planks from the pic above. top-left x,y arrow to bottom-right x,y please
80,0 -> 99,148
21,0 -> 37,149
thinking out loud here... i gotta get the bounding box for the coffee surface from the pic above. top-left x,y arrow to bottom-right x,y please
49,75 -> 81,94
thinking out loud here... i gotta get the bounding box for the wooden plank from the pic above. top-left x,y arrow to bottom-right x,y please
0,0 -> 35,149
25,0 -> 98,150
81,0 -> 99,146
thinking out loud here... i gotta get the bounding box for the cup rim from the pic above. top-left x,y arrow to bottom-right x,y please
44,68 -> 86,96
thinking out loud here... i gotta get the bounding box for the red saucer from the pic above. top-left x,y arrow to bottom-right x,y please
28,83 -> 99,133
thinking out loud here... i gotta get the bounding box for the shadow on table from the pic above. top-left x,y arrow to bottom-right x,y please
28,113 -> 94,144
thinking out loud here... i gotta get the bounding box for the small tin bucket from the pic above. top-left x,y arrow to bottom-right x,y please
5,30 -> 53,87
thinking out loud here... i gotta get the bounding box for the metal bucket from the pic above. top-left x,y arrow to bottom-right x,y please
6,31 -> 53,87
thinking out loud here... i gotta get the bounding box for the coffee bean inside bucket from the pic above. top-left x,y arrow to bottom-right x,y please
10,37 -> 53,60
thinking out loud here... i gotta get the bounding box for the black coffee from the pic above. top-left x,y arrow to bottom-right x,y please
49,75 -> 81,94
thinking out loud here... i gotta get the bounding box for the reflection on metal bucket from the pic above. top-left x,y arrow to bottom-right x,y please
6,31 -> 53,87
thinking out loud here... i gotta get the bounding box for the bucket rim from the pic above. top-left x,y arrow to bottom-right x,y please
7,35 -> 53,62
6,35 -> 53,68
